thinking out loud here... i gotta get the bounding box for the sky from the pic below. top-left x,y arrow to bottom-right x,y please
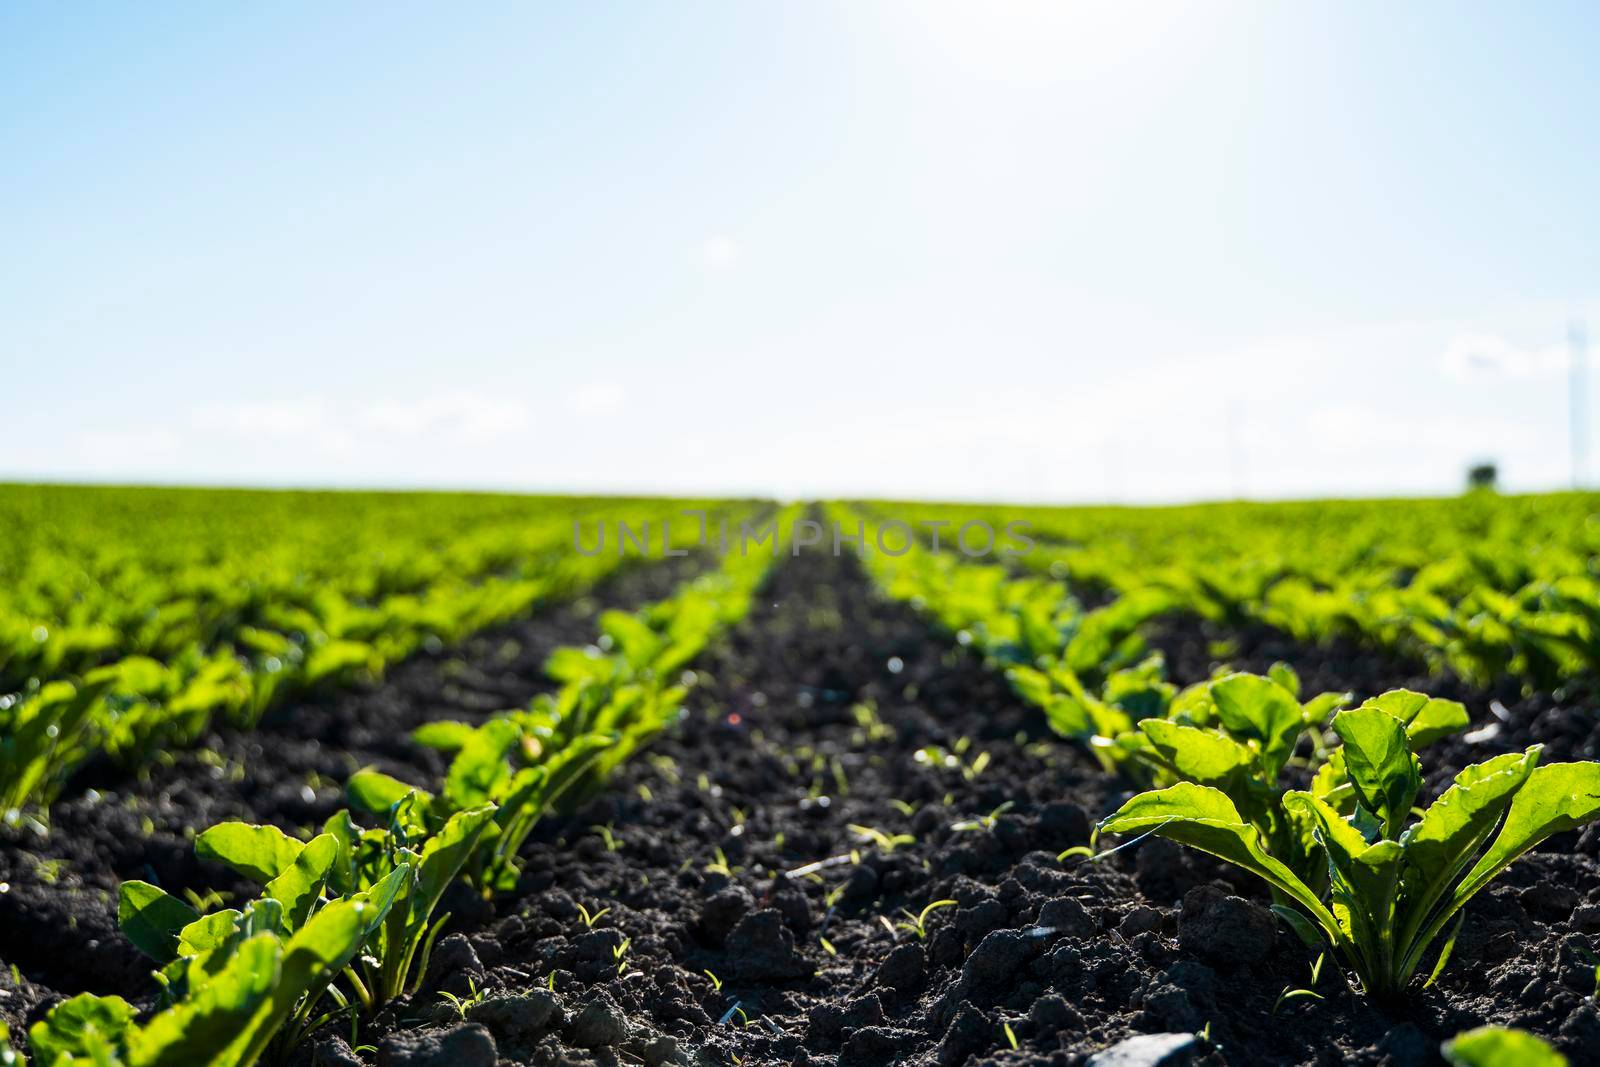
3,1 -> 1599,504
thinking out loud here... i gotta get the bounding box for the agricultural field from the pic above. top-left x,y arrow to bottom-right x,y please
4,484 -> 1600,1067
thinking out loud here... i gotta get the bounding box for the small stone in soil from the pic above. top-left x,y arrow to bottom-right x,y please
1084,1031 -> 1199,1067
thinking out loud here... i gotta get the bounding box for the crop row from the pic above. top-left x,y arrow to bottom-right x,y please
836,504 -> 1599,1059
1,504 -> 800,1066
0,486 -> 754,829
859,494 -> 1600,690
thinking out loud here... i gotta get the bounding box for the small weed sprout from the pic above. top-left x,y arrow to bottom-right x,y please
851,701 -> 894,743
575,903 -> 610,929
1272,953 -> 1327,1015
952,800 -> 1015,834
847,824 -> 915,854
438,977 -> 487,1020
895,899 -> 958,939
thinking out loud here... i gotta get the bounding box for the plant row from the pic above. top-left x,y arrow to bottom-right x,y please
1,487 -> 749,829
1,505 -> 797,1067
860,493 -> 1600,689
839,506 -> 1600,1015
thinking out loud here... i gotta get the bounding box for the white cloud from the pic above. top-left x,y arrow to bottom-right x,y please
698,235 -> 740,269
565,382 -> 627,417
190,390 -> 528,452
1440,333 -> 1568,382
193,397 -> 333,437
358,392 -> 528,440
74,428 -> 181,465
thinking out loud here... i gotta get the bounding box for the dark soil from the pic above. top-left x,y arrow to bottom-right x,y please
5,549 -> 1600,1067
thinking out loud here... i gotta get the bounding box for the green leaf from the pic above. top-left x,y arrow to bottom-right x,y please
1331,707 -> 1421,838
1424,913 -> 1465,989
1268,661 -> 1301,698
1362,689 -> 1470,748
129,934 -> 279,1067
346,769 -> 434,817
410,806 -> 496,933
321,809 -> 360,896
1210,672 -> 1304,773
1443,1026 -> 1567,1067
1288,791 -> 1402,954
117,882 -> 201,964
223,893 -> 391,1067
1301,690 -> 1353,725
176,910 -> 242,962
263,833 -> 338,931
1403,747 -> 1541,891
1138,719 -> 1255,785
411,720 -> 476,753
28,993 -> 137,1066
544,646 -> 611,685
1454,762 -> 1600,910
442,719 -> 519,812
193,822 -> 306,884
1098,783 -> 1340,941
1271,903 -> 1323,949
1005,665 -> 1055,708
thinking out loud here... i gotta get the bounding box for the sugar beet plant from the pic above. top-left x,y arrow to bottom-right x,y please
1101,700 -> 1600,999
27,831 -> 409,1066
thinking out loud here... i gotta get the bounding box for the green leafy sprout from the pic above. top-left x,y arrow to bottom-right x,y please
1099,697 -> 1600,1000
894,899 -> 957,940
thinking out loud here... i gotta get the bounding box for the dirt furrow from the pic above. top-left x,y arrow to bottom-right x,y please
380,549 -> 1600,1067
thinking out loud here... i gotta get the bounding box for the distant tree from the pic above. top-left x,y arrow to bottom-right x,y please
1467,462 -> 1498,491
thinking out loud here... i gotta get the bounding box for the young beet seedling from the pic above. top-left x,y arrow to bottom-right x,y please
1100,704 -> 1600,1000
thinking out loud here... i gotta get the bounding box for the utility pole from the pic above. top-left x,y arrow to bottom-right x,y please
1573,319 -> 1590,490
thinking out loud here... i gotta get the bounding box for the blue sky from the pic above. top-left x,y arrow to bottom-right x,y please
3,1 -> 1598,502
